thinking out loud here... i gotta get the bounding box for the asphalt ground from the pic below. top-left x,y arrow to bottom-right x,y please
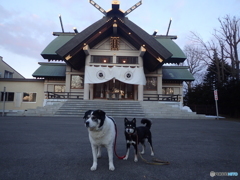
0,116 -> 239,180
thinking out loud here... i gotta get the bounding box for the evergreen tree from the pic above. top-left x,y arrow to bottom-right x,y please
203,51 -> 232,89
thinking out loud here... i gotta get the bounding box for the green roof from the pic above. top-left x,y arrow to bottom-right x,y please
32,63 -> 66,78
162,66 -> 194,81
155,36 -> 186,63
32,63 -> 194,81
41,35 -> 74,60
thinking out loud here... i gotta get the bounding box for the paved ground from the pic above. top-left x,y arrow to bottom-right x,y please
0,116 -> 239,180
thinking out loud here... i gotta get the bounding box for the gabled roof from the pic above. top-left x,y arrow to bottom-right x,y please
54,16 -> 173,72
162,66 -> 194,81
41,34 -> 74,60
155,36 -> 186,64
0,56 -> 25,79
32,63 -> 66,78
41,1 -> 186,72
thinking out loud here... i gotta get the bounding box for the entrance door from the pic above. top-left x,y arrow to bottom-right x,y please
93,80 -> 134,100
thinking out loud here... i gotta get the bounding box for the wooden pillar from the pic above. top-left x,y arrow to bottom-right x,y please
138,85 -> 143,101
157,69 -> 163,94
90,84 -> 93,100
84,83 -> 89,100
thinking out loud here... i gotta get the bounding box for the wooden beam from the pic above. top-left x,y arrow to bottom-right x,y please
83,45 -> 90,56
139,46 -> 146,57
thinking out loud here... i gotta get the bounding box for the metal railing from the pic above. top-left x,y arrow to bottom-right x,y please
45,92 -> 181,102
143,94 -> 181,101
45,92 -> 83,99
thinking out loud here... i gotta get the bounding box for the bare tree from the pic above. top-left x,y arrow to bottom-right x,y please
190,15 -> 240,81
182,45 -> 206,92
214,15 -> 240,80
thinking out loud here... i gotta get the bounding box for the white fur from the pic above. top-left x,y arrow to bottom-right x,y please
85,114 -> 115,171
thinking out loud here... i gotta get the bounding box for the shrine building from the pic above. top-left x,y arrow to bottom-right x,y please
34,0 -> 193,103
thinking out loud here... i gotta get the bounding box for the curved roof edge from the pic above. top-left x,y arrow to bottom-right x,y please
162,66 -> 194,81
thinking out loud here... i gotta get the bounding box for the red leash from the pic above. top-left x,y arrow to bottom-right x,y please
113,123 -> 126,159
113,122 -> 169,164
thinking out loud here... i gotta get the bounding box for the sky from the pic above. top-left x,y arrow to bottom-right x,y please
0,0 -> 240,78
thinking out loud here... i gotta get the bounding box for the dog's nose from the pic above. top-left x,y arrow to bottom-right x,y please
85,121 -> 89,127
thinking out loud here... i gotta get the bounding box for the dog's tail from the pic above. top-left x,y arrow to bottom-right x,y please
141,118 -> 152,129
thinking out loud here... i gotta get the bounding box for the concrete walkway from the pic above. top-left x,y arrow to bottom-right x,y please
0,116 -> 239,180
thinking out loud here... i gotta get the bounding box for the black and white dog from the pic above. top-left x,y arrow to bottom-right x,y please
83,110 -> 115,171
123,118 -> 154,162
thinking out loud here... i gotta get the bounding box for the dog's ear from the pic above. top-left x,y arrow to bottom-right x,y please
93,110 -> 106,128
83,110 -> 92,119
96,110 -> 105,121
124,118 -> 128,123
132,118 -> 136,124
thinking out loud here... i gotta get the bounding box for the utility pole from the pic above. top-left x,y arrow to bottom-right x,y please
2,87 -> 6,117
214,89 -> 219,120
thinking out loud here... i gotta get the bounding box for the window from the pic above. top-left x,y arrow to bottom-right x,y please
162,87 -> 174,94
1,92 -> 14,101
22,93 -> 36,102
117,56 -> 138,64
4,70 -> 13,78
144,77 -> 157,90
71,75 -> 84,89
91,56 -> 112,63
54,85 -> 65,92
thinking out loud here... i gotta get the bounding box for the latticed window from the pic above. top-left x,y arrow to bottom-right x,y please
54,85 -> 65,92
162,87 -> 174,94
91,56 -> 113,63
144,77 -> 157,90
71,75 -> 84,89
116,56 -> 138,64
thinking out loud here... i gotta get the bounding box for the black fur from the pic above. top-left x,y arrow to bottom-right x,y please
83,110 -> 93,120
124,118 -> 154,161
83,110 -> 106,128
92,110 -> 106,128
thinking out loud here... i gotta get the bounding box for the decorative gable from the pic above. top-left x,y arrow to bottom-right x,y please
92,37 -> 136,50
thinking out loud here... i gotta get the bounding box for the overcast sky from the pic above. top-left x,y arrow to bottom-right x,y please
1,0 -> 239,78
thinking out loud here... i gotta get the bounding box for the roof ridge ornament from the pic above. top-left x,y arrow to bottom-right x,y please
124,1 -> 142,16
89,0 -> 107,15
89,0 -> 142,17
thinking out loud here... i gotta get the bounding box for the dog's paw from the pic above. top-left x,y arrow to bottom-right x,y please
97,154 -> 101,158
90,164 -> 97,171
123,157 -> 128,160
109,165 -> 115,171
151,152 -> 154,156
134,158 -> 138,162
140,151 -> 145,155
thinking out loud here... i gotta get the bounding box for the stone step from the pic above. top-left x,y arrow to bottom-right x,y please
140,101 -> 208,119
55,100 -> 145,118
5,99 -> 208,119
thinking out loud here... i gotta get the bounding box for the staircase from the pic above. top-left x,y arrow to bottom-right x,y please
140,101 -> 207,119
5,99 -> 208,119
54,99 -> 145,118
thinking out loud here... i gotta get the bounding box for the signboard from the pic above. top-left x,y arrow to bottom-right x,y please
214,90 -> 219,120
214,90 -> 218,100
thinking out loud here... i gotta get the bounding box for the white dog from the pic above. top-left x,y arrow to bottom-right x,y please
83,110 -> 115,171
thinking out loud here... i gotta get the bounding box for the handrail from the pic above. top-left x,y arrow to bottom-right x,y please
45,91 -> 181,101
143,94 -> 181,101
44,91 -> 83,99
